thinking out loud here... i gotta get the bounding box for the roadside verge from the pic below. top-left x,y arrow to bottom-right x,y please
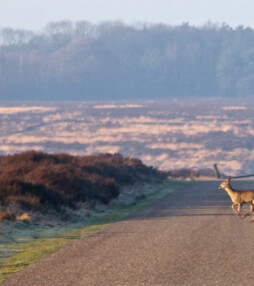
0,180 -> 188,283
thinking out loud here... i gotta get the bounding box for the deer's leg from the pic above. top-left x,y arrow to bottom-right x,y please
243,203 -> 254,220
232,204 -> 241,216
241,204 -> 254,219
238,203 -> 242,214
251,202 -> 254,213
248,203 -> 253,215
250,204 -> 254,222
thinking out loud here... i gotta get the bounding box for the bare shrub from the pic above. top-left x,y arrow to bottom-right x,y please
0,210 -> 16,221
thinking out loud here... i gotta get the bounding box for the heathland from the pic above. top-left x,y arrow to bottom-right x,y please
1,100 -> 254,176
0,151 -> 163,221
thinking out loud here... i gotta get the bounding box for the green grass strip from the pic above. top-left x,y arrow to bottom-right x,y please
0,238 -> 68,282
0,180 -> 188,283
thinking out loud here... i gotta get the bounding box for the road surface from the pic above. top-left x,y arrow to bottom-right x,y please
3,180 -> 254,286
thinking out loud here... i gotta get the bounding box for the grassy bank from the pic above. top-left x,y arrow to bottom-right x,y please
0,180 -> 188,283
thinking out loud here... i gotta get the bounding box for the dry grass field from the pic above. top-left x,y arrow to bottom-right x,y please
1,98 -> 254,176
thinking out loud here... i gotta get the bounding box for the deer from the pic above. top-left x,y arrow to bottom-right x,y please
219,178 -> 254,220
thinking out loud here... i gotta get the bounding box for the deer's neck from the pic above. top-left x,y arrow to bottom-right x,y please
224,185 -> 238,201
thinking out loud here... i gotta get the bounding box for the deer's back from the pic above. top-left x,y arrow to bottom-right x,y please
239,190 -> 254,202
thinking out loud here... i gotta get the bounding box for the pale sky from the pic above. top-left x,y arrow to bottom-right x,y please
0,0 -> 253,31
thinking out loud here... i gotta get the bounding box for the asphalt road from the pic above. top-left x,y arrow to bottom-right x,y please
3,180 -> 254,286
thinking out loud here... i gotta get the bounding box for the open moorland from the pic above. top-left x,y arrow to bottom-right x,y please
1,99 -> 254,176
1,98 -> 254,283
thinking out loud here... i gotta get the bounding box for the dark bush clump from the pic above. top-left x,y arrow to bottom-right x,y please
0,151 -> 161,212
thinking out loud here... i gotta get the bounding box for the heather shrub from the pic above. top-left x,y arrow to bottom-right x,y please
0,179 -> 63,210
0,210 -> 16,221
0,151 -> 161,212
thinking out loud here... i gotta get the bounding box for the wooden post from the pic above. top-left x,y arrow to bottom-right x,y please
213,163 -> 221,179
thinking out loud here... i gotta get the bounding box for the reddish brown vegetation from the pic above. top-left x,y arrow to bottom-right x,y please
0,210 -> 16,221
0,151 -> 161,213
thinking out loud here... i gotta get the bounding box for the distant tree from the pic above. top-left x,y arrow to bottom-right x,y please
217,27 -> 254,96
1,20 -> 254,100
0,28 -> 34,46
44,20 -> 74,49
75,21 -> 96,39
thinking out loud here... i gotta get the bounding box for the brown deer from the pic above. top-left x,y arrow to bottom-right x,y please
219,178 -> 254,220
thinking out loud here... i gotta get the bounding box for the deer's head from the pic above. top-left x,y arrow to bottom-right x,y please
219,178 -> 231,189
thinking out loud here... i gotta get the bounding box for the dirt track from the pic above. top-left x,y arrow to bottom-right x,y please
3,181 -> 254,286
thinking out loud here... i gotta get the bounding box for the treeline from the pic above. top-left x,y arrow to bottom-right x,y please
1,21 -> 254,100
0,151 -> 161,215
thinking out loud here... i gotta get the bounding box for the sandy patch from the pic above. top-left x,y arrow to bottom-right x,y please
0,107 -> 56,114
94,104 -> 143,109
222,106 -> 247,110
